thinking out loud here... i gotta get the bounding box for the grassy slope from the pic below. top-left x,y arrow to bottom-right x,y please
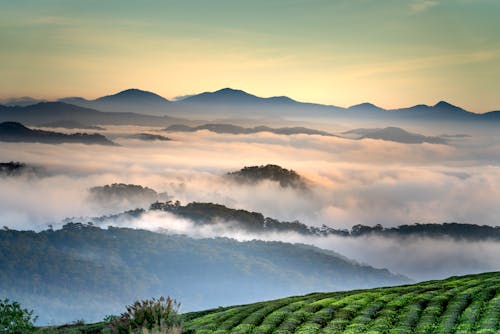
37,272 -> 499,334
183,272 -> 499,334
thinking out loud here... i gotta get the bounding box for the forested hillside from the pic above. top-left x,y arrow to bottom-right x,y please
0,224 -> 406,324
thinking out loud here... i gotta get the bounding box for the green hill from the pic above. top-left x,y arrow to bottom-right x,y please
1,224 -> 407,324
182,272 -> 499,334
37,272 -> 499,333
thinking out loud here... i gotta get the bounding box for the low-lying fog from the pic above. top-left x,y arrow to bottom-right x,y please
1,124 -> 500,281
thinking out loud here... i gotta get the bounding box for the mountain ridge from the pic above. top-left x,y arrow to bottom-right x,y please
0,121 -> 116,145
4,88 -> 500,122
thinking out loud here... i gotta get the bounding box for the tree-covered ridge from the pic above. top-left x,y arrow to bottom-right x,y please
182,271 -> 500,334
226,165 -> 308,189
0,161 -> 44,178
149,201 -> 500,241
89,183 -> 159,203
0,224 -> 406,324
0,161 -> 27,176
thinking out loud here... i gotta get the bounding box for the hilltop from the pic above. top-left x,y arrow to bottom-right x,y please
226,164 -> 308,189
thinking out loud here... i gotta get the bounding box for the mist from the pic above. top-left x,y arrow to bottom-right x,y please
1,123 -> 500,282
83,209 -> 499,282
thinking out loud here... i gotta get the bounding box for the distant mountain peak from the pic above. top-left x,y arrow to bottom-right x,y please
115,88 -> 156,96
215,87 -> 249,95
434,100 -> 452,107
96,88 -> 169,103
433,100 -> 469,114
348,102 -> 384,111
2,96 -> 46,107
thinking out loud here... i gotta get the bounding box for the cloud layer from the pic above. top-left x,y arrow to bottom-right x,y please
1,124 -> 499,280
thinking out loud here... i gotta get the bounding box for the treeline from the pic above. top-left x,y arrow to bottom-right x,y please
226,164 -> 308,189
150,201 -> 500,241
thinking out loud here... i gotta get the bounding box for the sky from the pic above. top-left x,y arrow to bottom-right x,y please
1,0 -> 499,112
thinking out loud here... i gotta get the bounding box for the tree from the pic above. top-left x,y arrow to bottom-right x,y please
0,298 -> 37,334
110,296 -> 181,334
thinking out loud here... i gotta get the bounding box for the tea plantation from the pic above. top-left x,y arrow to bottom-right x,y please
183,271 -> 499,334
36,271 -> 499,333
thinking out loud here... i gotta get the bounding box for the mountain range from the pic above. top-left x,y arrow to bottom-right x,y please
0,101 -> 186,127
3,88 -> 500,122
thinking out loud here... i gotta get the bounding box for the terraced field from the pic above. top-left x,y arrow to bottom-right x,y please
183,272 -> 500,334
35,272 -> 500,333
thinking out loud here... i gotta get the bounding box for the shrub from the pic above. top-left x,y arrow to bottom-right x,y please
109,297 -> 181,334
0,298 -> 38,334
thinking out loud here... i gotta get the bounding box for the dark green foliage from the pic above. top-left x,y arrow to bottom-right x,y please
0,298 -> 37,334
88,183 -> 159,207
150,201 -> 321,235
0,161 -> 26,176
109,296 -> 180,334
350,222 -> 500,241
1,225 -> 405,324
182,272 -> 500,334
148,200 -> 500,240
227,164 -> 308,189
32,272 -> 500,333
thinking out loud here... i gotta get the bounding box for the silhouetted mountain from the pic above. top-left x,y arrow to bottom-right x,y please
123,133 -> 172,141
341,128 -> 382,136
8,87 -> 500,122
433,101 -> 469,114
2,96 -> 46,107
348,102 -> 385,112
36,120 -> 105,130
388,101 -> 477,121
164,124 -> 194,132
0,102 -> 186,127
180,88 -> 294,105
59,89 -> 170,115
226,164 -> 308,189
164,123 -> 335,136
0,224 -> 408,323
171,88 -> 497,121
352,127 -> 447,144
172,88 -> 340,118
439,133 -> 471,138
96,88 -> 168,104
478,110 -> 500,120
0,122 -> 115,145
